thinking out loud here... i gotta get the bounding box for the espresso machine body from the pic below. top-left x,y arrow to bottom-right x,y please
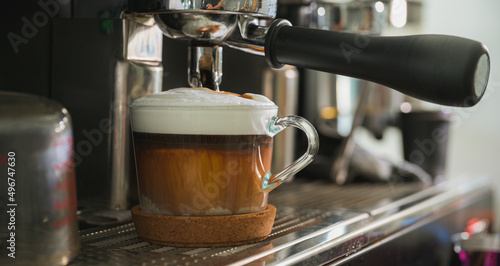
1,0 -> 270,213
1,1 -> 495,263
1,0 -> 490,213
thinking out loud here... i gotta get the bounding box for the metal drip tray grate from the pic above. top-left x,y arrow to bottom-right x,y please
70,179 -> 489,265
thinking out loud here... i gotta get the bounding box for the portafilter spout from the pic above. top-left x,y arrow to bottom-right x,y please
189,44 -> 223,91
127,0 -> 275,91
127,1 -> 490,106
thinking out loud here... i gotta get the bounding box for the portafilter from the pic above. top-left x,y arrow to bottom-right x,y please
126,0 -> 489,107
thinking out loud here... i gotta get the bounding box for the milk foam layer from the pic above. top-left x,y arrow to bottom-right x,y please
130,88 -> 278,135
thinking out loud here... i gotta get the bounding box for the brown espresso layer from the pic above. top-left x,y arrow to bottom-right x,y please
133,132 -> 273,216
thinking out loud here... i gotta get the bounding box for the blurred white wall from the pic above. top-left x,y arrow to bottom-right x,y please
420,0 -> 500,230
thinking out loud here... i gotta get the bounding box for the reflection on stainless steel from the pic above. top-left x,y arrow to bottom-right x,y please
151,2 -> 277,49
153,13 -> 274,63
263,65 -> 299,173
154,13 -> 239,42
129,0 -> 277,16
122,14 -> 163,62
108,17 -> 164,210
71,177 -> 492,265
111,61 -> 162,210
316,0 -> 387,35
224,16 -> 270,54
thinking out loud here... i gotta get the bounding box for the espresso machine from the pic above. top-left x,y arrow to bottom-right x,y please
1,0 -> 490,214
2,0 -> 496,264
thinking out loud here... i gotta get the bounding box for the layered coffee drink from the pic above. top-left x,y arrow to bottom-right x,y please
130,88 -> 278,216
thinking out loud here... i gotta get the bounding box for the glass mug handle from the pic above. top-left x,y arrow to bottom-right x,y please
262,115 -> 319,192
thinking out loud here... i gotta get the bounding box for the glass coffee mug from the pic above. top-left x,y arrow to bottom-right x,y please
130,88 -> 318,217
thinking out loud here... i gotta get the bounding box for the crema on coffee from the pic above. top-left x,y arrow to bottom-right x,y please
131,88 -> 278,216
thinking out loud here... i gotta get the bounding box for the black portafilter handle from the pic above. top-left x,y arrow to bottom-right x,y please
265,19 -> 490,107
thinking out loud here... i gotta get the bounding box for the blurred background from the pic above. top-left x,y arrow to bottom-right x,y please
364,0 -> 500,231
422,0 -> 500,232
1,0 -> 498,228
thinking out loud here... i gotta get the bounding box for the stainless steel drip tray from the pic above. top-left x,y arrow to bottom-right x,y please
70,177 -> 491,265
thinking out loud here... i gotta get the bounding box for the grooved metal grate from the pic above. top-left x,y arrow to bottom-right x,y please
70,180 -> 425,265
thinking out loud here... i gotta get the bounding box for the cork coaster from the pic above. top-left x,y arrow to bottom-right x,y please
131,205 -> 276,247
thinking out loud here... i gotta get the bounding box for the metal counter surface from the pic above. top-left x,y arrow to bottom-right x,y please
70,177 -> 492,265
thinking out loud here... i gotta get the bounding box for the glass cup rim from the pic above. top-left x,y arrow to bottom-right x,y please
130,105 -> 279,111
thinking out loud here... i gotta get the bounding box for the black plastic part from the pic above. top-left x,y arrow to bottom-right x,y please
400,111 -> 452,181
266,25 -> 490,107
265,19 -> 292,68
